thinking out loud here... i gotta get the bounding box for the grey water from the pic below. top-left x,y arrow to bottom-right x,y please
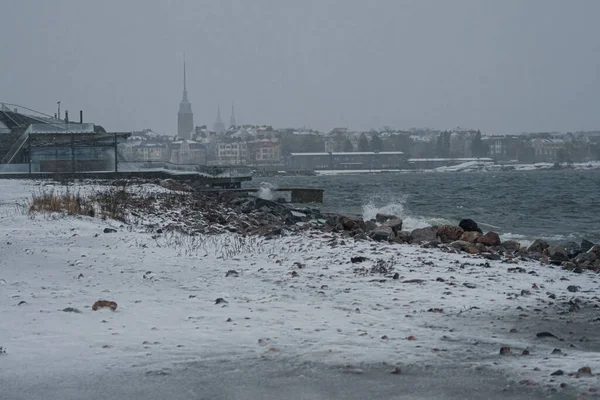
248,170 -> 600,245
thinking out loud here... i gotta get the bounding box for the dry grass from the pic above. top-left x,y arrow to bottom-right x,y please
29,187 -> 128,222
29,190 -> 95,217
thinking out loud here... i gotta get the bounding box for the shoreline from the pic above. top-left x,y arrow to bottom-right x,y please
1,179 -> 599,397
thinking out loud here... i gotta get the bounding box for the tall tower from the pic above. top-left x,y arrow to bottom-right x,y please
229,102 -> 236,128
177,56 -> 194,140
213,105 -> 225,134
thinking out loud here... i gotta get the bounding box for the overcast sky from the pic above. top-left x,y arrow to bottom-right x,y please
1,0 -> 599,135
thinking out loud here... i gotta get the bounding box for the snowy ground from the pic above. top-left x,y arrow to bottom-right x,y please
1,180 -> 599,399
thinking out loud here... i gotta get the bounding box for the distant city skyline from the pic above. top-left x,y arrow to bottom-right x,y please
2,1 -> 600,135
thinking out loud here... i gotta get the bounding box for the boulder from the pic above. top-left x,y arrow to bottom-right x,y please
393,231 -> 412,244
364,220 -> 377,232
410,226 -> 438,243
382,218 -> 403,234
476,231 -> 501,247
460,231 -> 482,244
546,245 -> 570,262
581,239 -> 595,253
459,219 -> 482,233
449,240 -> 480,254
371,226 -> 395,242
337,215 -> 366,232
563,241 -> 582,259
436,225 -> 464,243
527,239 -> 549,253
501,240 -> 521,252
375,213 -> 399,223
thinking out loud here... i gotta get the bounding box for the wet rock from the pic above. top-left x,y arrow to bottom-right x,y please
371,226 -> 395,242
459,231 -> 482,243
364,220 -> 377,232
410,226 -> 438,243
546,245 -> 570,262
528,239 -> 549,253
393,231 -> 412,244
449,240 -> 480,254
501,240 -> 521,252
581,239 -> 595,253
337,215 -> 366,232
390,367 -> 402,375
476,231 -> 501,247
459,219 -> 482,233
376,213 -> 399,223
437,225 -> 464,243
103,228 -> 117,234
382,218 -> 403,234
563,241 -> 582,258
577,366 -> 592,375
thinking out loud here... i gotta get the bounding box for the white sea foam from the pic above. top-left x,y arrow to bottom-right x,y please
256,181 -> 277,200
361,198 -> 454,231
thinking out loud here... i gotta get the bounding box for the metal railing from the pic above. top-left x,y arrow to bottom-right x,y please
1,126 -> 31,164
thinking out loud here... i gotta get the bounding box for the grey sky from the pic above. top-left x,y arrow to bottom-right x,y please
1,0 -> 599,135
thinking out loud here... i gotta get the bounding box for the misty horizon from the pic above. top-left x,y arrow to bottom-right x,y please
2,0 -> 599,135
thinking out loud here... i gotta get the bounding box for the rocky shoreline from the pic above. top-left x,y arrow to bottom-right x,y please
65,178 -> 600,273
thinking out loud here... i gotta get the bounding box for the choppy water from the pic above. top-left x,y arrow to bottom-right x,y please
247,170 -> 600,245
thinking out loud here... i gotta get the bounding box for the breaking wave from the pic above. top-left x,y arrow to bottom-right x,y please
361,197 -> 454,231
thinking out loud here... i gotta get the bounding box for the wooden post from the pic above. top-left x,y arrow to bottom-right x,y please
27,133 -> 31,175
114,131 -> 118,172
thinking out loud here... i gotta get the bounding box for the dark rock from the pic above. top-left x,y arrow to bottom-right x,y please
551,348 -> 562,354
567,285 -> 580,293
578,366 -> 592,375
463,283 -> 477,289
528,239 -> 549,253
546,245 -> 570,262
459,219 -> 481,233
563,242 -> 582,258
551,370 -> 564,376
62,307 -> 81,313
499,346 -> 511,355
103,228 -> 117,234
476,231 -> 501,247
371,226 -> 395,242
382,218 -> 403,234
364,220 -> 377,232
537,332 -> 558,339
436,225 -> 464,243
351,256 -> 369,263
459,231 -> 482,244
521,349 -> 530,356
393,231 -> 412,244
375,213 -> 399,223
581,239 -> 595,253
501,240 -> 521,252
410,226 -> 438,243
392,273 -> 400,280
449,240 -> 480,254
215,298 -> 228,305
18,301 -> 27,306
225,270 -> 239,277
337,215 -> 366,232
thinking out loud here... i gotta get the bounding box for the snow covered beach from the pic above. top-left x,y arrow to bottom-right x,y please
1,179 -> 599,399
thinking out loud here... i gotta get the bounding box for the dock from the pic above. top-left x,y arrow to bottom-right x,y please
197,187 -> 324,203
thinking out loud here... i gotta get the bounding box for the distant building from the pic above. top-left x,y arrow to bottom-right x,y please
286,152 -> 407,170
177,58 -> 194,140
229,103 -> 236,129
247,139 -> 281,166
170,139 -> 207,165
215,142 -> 247,165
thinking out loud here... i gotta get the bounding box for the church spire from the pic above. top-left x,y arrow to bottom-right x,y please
182,54 -> 188,102
213,104 -> 225,133
230,102 -> 236,128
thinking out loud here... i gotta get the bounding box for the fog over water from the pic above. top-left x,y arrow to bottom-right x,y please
2,0 -> 600,134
